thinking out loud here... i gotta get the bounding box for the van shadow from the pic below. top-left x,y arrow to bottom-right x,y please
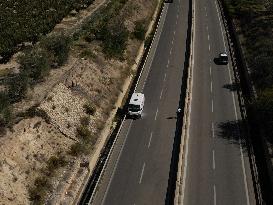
216,120 -> 248,153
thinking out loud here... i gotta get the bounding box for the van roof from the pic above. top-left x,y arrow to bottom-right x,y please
129,93 -> 144,105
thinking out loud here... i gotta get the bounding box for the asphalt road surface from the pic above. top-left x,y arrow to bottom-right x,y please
92,0 -> 189,204
181,0 -> 256,204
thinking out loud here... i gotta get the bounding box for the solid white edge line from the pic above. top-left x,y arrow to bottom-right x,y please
210,66 -> 212,76
139,162 -> 146,184
210,81 -> 213,93
101,120 -> 133,204
214,1 -> 250,205
211,99 -> 214,113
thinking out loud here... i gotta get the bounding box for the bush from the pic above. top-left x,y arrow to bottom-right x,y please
80,116 -> 90,126
83,103 -> 96,115
18,49 -> 50,81
102,19 -> 129,59
8,72 -> 29,102
144,34 -> 153,48
69,142 -> 87,156
76,125 -> 92,141
29,176 -> 51,203
47,155 -> 67,171
41,34 -> 71,66
133,20 -> 147,40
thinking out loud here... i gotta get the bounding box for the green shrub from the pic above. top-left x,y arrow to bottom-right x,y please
29,176 -> 51,203
18,49 -> 50,81
144,34 -> 153,48
102,19 -> 129,59
47,155 -> 67,171
80,116 -> 90,126
8,72 -> 29,102
133,20 -> 147,40
80,49 -> 96,59
69,142 -> 87,156
83,103 -> 96,115
76,125 -> 92,141
41,34 -> 71,66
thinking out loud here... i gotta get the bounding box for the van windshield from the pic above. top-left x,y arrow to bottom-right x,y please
128,104 -> 141,112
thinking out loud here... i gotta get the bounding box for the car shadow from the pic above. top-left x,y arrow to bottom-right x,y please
223,82 -> 238,92
213,57 -> 228,65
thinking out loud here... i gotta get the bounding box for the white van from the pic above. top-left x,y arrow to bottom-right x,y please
128,93 -> 145,118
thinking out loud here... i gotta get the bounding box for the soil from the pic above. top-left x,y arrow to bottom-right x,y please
0,0 -> 159,204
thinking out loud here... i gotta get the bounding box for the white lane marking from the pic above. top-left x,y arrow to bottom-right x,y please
214,185 -> 217,205
212,122 -> 215,138
102,121 -> 133,204
164,73 -> 167,81
211,99 -> 214,113
208,34 -> 210,41
210,81 -> 213,93
171,39 -> 174,45
154,108 -> 159,121
215,1 -> 250,204
167,59 -> 170,68
173,30 -> 176,36
206,25 -> 209,31
205,6 -> 207,11
210,66 -> 212,76
139,162 -> 146,184
170,47 -> 173,55
148,132 -> 153,148
212,150 -> 216,170
160,88 -> 164,99
209,44 -> 211,51
205,12 -> 207,17
140,4 -> 169,92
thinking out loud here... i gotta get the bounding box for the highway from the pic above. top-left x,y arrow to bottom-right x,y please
92,0 -> 189,204
180,0 -> 256,204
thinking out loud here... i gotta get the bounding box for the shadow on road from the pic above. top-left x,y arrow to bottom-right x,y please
213,57 -> 228,65
222,82 -> 238,92
216,120 -> 248,153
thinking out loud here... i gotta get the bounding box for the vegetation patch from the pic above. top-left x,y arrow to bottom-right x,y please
0,0 -> 95,62
223,0 -> 273,142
